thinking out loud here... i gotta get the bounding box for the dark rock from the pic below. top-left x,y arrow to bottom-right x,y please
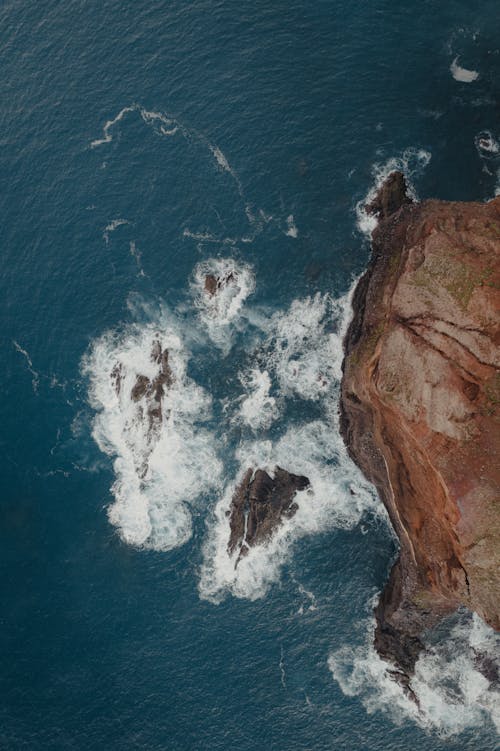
366,171 -> 412,220
204,274 -> 218,296
131,374 -> 151,401
228,467 -> 309,558
204,271 -> 236,297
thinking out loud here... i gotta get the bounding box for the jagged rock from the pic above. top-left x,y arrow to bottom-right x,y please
366,171 -> 413,220
340,172 -> 500,681
204,270 -> 236,297
228,467 -> 309,558
130,341 -> 174,408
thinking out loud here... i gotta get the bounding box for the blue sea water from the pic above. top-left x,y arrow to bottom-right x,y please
1,1 -> 499,749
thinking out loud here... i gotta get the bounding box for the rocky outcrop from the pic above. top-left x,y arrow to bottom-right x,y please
340,173 -> 500,682
228,467 -> 309,560
111,339 -> 175,478
204,270 -> 236,297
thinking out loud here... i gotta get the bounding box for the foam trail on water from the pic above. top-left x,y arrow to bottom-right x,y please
190,258 -> 256,353
474,131 -> 500,196
329,608 -> 500,736
129,241 -> 146,277
13,340 -> 40,393
356,148 -> 431,237
82,316 -> 222,551
90,104 -> 183,149
90,106 -> 136,148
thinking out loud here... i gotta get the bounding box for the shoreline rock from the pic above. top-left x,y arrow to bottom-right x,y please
340,172 -> 500,681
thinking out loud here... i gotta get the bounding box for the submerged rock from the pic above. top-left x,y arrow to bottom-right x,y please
340,172 -> 500,681
228,467 -> 310,558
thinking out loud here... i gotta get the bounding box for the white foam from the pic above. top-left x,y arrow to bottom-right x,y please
199,278 -> 381,602
450,57 -> 479,83
261,285 -> 355,404
190,258 -> 256,352
82,317 -> 222,551
236,368 -> 279,431
329,608 -> 500,736
285,214 -> 298,238
356,148 -> 432,237
198,419 -> 380,602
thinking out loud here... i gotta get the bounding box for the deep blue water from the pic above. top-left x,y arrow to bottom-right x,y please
1,2 -> 499,749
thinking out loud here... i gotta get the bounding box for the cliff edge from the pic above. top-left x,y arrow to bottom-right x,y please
340,173 -> 500,684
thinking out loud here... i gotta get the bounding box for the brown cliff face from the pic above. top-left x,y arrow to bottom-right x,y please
340,173 -> 500,681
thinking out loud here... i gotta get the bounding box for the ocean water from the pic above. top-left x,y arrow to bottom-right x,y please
1,1 -> 499,749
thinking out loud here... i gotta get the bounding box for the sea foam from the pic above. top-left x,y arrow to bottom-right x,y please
329,607 -> 500,736
199,281 -> 382,602
190,258 -> 256,352
82,316 -> 222,551
356,148 -> 431,237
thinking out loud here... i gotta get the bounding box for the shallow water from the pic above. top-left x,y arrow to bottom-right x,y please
1,1 -> 499,749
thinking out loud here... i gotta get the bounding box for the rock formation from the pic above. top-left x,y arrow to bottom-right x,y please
111,339 -> 175,478
228,467 -> 309,560
204,270 -> 236,297
340,172 -> 500,684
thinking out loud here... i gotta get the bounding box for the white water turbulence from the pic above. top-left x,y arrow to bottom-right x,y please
329,607 -> 500,737
356,147 -> 431,237
237,368 -> 279,431
199,282 -> 384,602
190,258 -> 256,352
83,318 -> 222,551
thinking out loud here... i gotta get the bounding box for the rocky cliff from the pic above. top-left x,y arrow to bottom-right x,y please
340,173 -> 500,685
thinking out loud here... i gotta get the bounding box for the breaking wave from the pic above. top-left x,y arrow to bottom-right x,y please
475,130 -> 500,197
82,315 -> 222,551
198,420 -> 380,603
236,368 -> 279,431
329,607 -> 500,736
190,257 -> 256,352
198,280 -> 382,602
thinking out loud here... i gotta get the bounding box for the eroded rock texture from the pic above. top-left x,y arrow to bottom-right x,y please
340,173 -> 500,681
228,467 -> 309,559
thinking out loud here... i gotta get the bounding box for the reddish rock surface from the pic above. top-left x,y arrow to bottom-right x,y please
340,173 -> 500,679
